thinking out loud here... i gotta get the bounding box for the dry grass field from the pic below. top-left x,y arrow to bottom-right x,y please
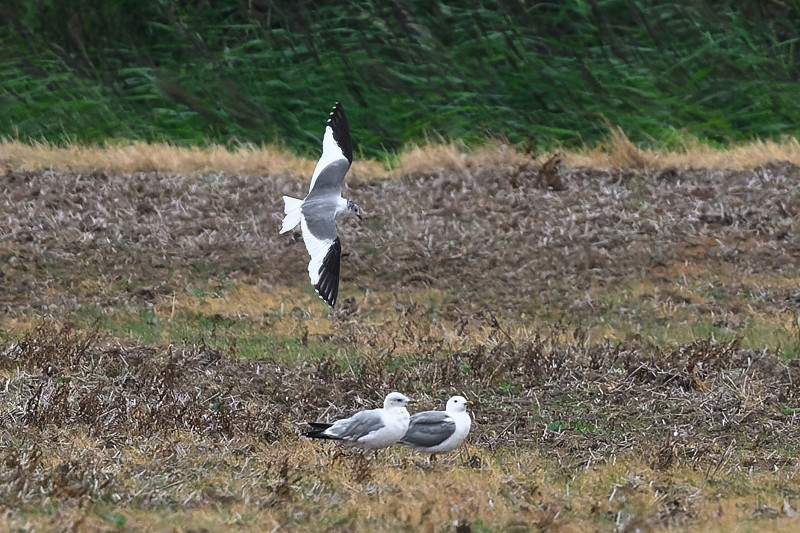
2,138 -> 800,531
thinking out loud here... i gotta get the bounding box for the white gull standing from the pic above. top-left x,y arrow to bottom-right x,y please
400,395 -> 473,460
279,102 -> 362,307
303,392 -> 411,450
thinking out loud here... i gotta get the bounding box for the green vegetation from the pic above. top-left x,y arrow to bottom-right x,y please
71,303 -> 335,361
2,1 -> 800,156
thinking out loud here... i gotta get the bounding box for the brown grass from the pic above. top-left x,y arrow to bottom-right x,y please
0,138 -> 385,178
1,320 -> 799,531
571,134 -> 800,171
3,129 -> 800,178
3,151 -> 800,349
3,141 -> 800,530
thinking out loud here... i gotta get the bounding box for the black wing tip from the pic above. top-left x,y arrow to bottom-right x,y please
325,102 -> 353,164
315,288 -> 337,308
303,432 -> 341,440
303,422 -> 341,440
326,102 -> 345,124
314,238 -> 341,308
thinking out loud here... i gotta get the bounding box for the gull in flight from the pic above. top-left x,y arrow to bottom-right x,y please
400,395 -> 473,461
280,102 -> 362,307
303,392 -> 412,450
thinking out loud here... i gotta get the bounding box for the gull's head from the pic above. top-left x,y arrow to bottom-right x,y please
384,392 -> 411,409
346,199 -> 363,220
446,395 -> 473,413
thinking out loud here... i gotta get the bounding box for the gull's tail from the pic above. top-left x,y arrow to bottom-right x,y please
302,422 -> 340,440
280,196 -> 303,234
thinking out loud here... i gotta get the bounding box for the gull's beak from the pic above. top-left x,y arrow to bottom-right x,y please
467,400 -> 475,406
357,213 -> 363,221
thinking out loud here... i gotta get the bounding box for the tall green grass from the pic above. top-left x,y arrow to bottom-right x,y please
1,1 -> 799,157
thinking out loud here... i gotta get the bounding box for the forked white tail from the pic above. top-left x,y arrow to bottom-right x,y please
280,196 -> 303,234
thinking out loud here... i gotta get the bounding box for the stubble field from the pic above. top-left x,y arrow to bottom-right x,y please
1,142 -> 800,531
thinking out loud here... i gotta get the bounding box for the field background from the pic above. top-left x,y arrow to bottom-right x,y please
3,1 -> 800,532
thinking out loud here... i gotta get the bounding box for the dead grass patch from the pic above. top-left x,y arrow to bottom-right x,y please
3,144 -> 800,529
2,300 -> 800,531
3,131 -> 800,178
4,158 -> 800,353
0,138 -> 385,178
569,133 -> 800,170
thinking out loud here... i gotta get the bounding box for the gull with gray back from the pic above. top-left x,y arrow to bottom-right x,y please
279,102 -> 362,307
400,395 -> 473,460
303,392 -> 411,450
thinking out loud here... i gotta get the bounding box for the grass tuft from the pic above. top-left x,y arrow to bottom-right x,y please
5,136 -> 800,177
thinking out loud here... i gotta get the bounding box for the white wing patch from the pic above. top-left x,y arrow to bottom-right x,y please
300,218 -> 334,286
357,428 -> 384,445
309,124 -> 348,194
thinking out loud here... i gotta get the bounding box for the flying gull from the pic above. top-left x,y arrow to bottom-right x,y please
303,392 -> 411,450
400,395 -> 473,460
280,102 -> 362,307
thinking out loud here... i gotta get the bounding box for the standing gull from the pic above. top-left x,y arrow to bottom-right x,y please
400,395 -> 473,460
303,392 -> 411,450
280,102 -> 362,307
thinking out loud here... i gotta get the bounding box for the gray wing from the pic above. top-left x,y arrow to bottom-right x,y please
299,162 -> 347,303
307,102 -> 353,194
299,201 -> 341,306
301,196 -> 339,242
327,409 -> 385,441
401,411 -> 455,447
307,159 -> 351,200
